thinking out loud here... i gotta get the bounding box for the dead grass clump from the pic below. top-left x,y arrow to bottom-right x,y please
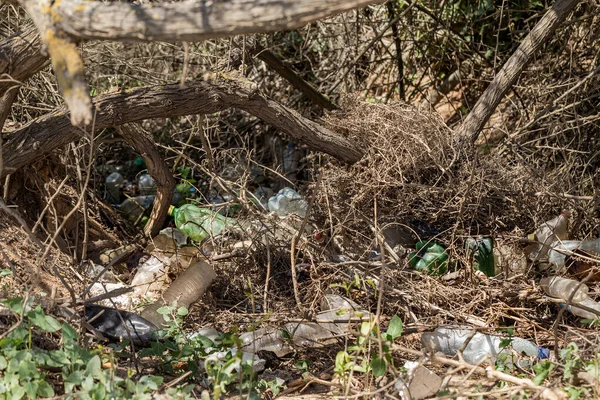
317,98 -> 571,256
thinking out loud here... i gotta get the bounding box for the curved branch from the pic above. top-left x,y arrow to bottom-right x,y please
51,0 -> 385,42
3,78 -> 363,178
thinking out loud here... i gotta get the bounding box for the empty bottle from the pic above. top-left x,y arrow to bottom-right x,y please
540,276 -> 589,303
421,327 -> 549,367
548,238 -> 600,267
119,195 -> 155,222
169,204 -> 238,242
562,297 -> 600,320
85,304 -> 159,345
526,211 -> 570,262
408,241 -> 448,276
466,237 -> 495,277
268,187 -> 308,218
137,173 -> 157,196
141,261 -> 216,327
105,172 -> 124,204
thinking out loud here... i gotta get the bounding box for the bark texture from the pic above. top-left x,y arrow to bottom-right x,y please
52,0 -> 385,42
3,78 -> 363,178
453,0 -> 581,150
0,23 -> 47,84
117,124 -> 176,237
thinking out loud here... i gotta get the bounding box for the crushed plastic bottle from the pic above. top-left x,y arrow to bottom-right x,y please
408,241 -> 448,275
421,327 -> 549,367
159,227 -> 188,246
561,297 -> 600,320
85,304 -> 158,345
105,172 -> 124,204
137,173 -> 157,196
119,195 -> 155,222
540,276 -> 589,303
466,237 -> 495,277
526,211 -> 570,262
268,187 -> 308,218
130,254 -> 170,299
548,238 -> 600,268
169,204 -> 238,242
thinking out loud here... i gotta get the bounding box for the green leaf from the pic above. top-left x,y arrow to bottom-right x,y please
370,356 -> 387,377
532,360 -> 554,385
176,307 -> 189,316
86,355 -> 105,383
37,380 -> 55,397
0,355 -> 6,370
385,315 -> 403,340
62,323 -> 79,343
156,306 -> 171,315
0,269 -> 12,277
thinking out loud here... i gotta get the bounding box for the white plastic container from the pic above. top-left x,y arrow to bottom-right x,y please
540,276 -> 589,303
421,327 -> 548,367
131,254 -> 170,299
548,238 -> 600,267
137,173 -> 157,196
268,187 -> 308,218
527,211 -> 569,262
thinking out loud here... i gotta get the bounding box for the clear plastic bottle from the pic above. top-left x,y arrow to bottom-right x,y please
540,276 -> 589,303
267,187 -> 308,218
137,173 -> 157,196
548,238 -> 600,267
119,195 -> 155,222
527,211 -> 570,262
421,327 -> 548,367
106,172 -> 124,204
169,204 -> 238,242
565,297 -> 600,319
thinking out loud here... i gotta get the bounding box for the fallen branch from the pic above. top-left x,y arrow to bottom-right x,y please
48,0 -> 385,42
3,77 -> 363,179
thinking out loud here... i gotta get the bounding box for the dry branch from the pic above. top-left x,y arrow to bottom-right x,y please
50,0 -> 385,42
117,124 -> 175,237
453,0 -> 581,153
0,22 -> 47,84
2,77 -> 363,179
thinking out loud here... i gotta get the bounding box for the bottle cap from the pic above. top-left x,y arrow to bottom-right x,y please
168,205 -> 175,216
538,347 -> 550,359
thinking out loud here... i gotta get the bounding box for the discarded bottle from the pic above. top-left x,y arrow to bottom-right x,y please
240,322 -> 343,357
561,297 -> 600,320
253,186 -> 274,211
466,237 -> 495,277
548,238 -> 600,267
540,276 -> 589,303
137,173 -> 157,196
119,195 -> 155,222
85,304 -> 158,345
421,327 -> 549,367
169,204 -> 238,242
141,261 -> 216,327
159,227 -> 188,246
131,254 -> 170,298
268,187 -> 308,218
526,211 -> 570,262
408,241 -> 448,275
105,172 -> 124,204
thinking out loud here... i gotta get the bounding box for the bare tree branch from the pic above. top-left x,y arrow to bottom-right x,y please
2,77 -> 363,178
0,22 -> 47,83
453,0 -> 581,154
50,0 -> 385,43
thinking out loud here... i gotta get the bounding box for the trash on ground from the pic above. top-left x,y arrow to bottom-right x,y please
466,236 -> 495,277
105,172 -> 124,204
421,326 -> 549,368
89,282 -> 132,310
137,173 -> 157,195
141,261 -> 216,327
158,227 -> 188,246
494,241 -> 527,276
396,361 -> 443,400
169,204 -> 239,242
316,294 -> 371,322
268,187 -> 308,218
408,240 -> 448,275
525,211 -> 569,263
541,276 -> 600,319
131,253 -> 171,301
85,304 -> 158,346
120,195 -> 155,222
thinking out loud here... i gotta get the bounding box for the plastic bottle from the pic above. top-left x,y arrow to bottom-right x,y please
526,211 -> 570,262
131,254 -> 170,298
141,261 -> 216,327
267,187 -> 308,218
421,327 -> 549,367
563,297 -> 600,320
169,204 -> 238,242
548,238 -> 600,267
137,173 -> 157,196
466,237 -> 495,277
85,304 -> 158,345
408,241 -> 448,275
119,195 -> 155,222
105,172 -> 124,204
540,276 -> 589,303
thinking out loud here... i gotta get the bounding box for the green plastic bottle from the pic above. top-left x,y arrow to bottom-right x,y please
408,241 -> 448,275
169,204 -> 237,242
466,237 -> 495,277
